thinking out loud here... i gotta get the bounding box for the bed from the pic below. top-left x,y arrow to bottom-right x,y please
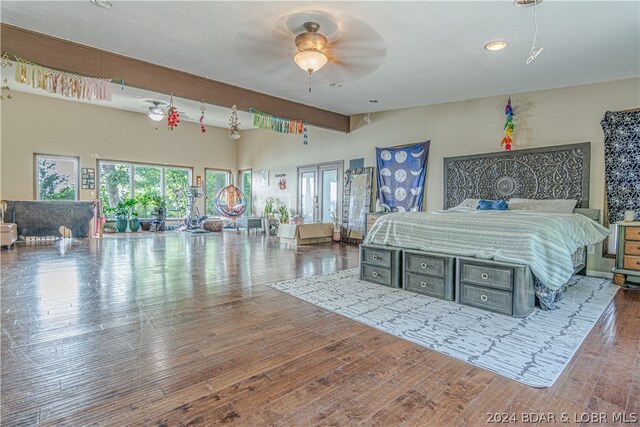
361,142 -> 610,315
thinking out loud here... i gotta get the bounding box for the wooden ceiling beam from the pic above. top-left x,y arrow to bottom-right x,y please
0,24 -> 351,132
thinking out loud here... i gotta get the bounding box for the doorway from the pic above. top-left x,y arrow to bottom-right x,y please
297,161 -> 343,223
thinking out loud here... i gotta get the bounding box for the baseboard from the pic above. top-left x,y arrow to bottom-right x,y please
586,270 -> 613,279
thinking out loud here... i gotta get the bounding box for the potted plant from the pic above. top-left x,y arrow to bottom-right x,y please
127,198 -> 140,232
150,195 -> 167,231
278,205 -> 289,224
136,193 -> 154,231
330,210 -> 341,242
113,201 -> 129,232
263,196 -> 278,219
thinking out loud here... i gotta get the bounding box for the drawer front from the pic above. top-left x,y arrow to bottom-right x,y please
625,241 -> 640,256
405,273 -> 445,298
361,247 -> 391,268
461,262 -> 513,291
405,253 -> 445,277
361,264 -> 392,286
459,283 -> 513,315
623,255 -> 640,271
625,227 -> 640,242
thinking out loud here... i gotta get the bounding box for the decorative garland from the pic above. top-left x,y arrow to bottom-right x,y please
250,107 -> 308,145
167,94 -> 180,130
2,52 -> 112,102
199,100 -> 206,134
501,96 -> 515,151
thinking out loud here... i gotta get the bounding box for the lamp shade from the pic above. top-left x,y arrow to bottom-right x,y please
294,50 -> 328,74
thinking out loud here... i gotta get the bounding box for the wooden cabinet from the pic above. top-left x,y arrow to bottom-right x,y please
364,213 -> 388,238
613,222 -> 640,286
359,244 -> 402,288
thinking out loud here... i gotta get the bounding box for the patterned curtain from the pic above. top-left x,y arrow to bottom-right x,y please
375,141 -> 430,212
601,110 -> 640,224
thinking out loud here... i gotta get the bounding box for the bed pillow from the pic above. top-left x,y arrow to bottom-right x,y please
477,199 -> 509,211
509,198 -> 577,214
455,198 -> 480,208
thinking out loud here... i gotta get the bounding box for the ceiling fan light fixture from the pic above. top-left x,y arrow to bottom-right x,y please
485,41 -> 507,51
294,49 -> 328,74
147,101 -> 165,122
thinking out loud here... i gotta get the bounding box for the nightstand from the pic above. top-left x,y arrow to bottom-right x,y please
364,212 -> 388,238
612,221 -> 640,286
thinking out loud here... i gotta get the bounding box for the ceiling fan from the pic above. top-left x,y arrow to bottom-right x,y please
234,11 -> 387,87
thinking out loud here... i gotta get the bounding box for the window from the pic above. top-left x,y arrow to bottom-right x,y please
239,169 -> 252,216
205,169 -> 231,216
98,160 -> 192,219
35,154 -> 79,201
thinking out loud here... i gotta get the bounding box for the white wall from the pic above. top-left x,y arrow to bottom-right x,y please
238,78 -> 640,272
1,92 -> 238,214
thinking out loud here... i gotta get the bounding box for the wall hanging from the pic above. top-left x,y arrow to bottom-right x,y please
375,141 -> 430,212
229,104 -> 241,140
601,109 -> 640,223
250,107 -> 308,145
501,96 -> 515,151
2,52 -> 112,102
167,94 -> 180,130
199,100 -> 206,134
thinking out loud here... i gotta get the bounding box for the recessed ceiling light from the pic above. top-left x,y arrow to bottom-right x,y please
369,100 -> 378,103
90,0 -> 113,9
329,83 -> 342,88
485,41 -> 508,51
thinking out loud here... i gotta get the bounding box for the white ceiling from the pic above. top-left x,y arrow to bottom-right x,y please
1,1 -> 638,126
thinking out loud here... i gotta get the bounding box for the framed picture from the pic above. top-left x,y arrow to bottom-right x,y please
261,170 -> 269,187
81,167 -> 96,189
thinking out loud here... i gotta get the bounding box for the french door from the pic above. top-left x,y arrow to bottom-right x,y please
297,161 -> 343,223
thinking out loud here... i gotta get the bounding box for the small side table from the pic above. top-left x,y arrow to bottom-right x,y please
364,212 -> 389,238
612,221 -> 640,286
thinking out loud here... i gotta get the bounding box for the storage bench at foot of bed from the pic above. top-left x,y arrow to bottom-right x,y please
455,257 -> 535,317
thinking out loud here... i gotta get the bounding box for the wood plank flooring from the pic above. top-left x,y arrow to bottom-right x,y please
1,233 -> 638,426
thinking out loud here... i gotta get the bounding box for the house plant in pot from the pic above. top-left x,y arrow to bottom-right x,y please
136,193 -> 154,231
113,201 -> 129,232
127,198 -> 140,232
330,210 -> 341,242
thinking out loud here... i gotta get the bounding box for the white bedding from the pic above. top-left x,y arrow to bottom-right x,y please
364,208 -> 610,290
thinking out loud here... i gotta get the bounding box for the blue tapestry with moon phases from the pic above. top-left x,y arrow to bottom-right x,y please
376,141 -> 430,212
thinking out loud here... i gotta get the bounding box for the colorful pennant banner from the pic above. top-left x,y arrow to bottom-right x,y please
249,107 -> 308,145
2,52 -> 112,102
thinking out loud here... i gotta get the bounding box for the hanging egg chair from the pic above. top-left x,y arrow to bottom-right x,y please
214,184 -> 247,218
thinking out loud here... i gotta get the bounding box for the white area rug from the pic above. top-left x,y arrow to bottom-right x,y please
268,269 -> 617,388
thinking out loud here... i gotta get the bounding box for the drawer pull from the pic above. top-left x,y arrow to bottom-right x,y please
372,255 -> 378,261
480,294 -> 488,302
420,262 -> 427,269
480,273 -> 489,280
372,271 -> 378,277
420,281 -> 427,288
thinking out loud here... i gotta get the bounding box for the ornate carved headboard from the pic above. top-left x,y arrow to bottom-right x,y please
443,142 -> 590,209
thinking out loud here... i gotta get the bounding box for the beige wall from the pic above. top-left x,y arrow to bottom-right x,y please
238,78 -> 640,273
1,92 -> 238,214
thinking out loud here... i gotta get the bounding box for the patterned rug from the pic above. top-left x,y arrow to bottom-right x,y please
268,269 -> 618,388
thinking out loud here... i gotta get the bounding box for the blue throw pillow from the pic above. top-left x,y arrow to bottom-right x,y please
493,199 -> 509,210
477,200 -> 494,210
476,199 -> 509,210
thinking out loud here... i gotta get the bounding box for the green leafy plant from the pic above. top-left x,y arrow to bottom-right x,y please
263,196 -> 279,217
278,205 -> 289,223
135,193 -> 154,218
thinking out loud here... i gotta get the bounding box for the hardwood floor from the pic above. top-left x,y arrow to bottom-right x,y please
1,233 -> 638,426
